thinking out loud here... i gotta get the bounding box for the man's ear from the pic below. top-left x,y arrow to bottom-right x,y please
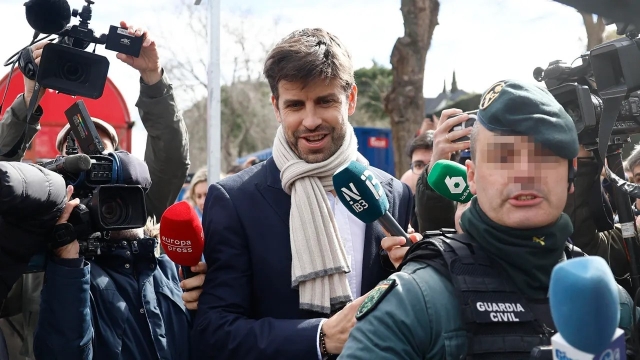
568,158 -> 577,194
348,84 -> 358,116
271,95 -> 281,123
466,159 -> 477,195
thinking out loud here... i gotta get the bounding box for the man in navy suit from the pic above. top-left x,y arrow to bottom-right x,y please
192,28 -> 414,359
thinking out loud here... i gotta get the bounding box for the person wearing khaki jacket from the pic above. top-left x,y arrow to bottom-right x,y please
0,22 -> 189,360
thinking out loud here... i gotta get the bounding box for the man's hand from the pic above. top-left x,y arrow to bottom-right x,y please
381,226 -> 422,269
321,293 -> 369,354
54,185 -> 80,259
180,262 -> 207,310
430,109 -> 472,166
23,40 -> 48,107
418,116 -> 436,135
116,21 -> 162,85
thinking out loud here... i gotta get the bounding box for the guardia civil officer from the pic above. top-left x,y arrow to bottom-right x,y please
339,80 -> 638,359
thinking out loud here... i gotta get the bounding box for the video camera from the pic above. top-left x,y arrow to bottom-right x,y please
22,0 -> 143,99
534,20 -> 640,310
533,23 -> 640,149
38,100 -> 147,254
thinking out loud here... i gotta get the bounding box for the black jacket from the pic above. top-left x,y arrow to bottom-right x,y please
0,162 -> 66,302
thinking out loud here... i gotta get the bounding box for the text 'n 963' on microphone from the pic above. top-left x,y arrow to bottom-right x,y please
333,161 -> 410,243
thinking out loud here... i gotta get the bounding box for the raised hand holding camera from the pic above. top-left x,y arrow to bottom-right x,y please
430,109 -> 473,166
19,0 -> 145,99
116,21 -> 162,85
21,41 -> 48,106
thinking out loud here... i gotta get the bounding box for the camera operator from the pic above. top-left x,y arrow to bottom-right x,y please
33,183 -> 194,360
0,22 -> 190,360
563,148 -> 634,293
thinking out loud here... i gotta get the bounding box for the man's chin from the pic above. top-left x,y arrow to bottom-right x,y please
297,147 -> 340,164
299,152 -> 331,164
501,210 -> 557,229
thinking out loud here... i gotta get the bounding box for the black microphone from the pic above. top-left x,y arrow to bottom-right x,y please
40,154 -> 91,175
333,161 -> 411,243
24,0 -> 71,35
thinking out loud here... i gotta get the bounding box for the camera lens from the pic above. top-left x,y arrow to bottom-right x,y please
100,197 -> 129,227
62,62 -> 86,83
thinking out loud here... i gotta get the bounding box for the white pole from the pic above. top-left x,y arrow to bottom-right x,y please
207,0 -> 221,184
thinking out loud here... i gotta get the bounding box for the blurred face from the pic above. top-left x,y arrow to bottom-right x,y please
60,129 -> 114,154
271,78 -> 357,163
466,126 -> 572,229
193,181 -> 208,213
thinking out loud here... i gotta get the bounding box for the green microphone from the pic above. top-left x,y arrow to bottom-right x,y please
427,160 -> 473,203
333,161 -> 410,244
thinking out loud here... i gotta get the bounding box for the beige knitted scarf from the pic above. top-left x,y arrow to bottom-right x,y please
272,123 -> 368,314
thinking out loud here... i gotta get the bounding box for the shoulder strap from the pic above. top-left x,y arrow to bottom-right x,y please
399,234 -> 450,280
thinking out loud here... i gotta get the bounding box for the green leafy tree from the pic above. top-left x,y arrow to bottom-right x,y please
354,61 -> 393,121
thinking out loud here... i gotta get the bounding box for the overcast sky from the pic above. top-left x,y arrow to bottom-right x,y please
0,0 -> 601,158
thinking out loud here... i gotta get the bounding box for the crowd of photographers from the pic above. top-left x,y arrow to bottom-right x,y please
0,23 -> 194,359
2,16 -> 640,360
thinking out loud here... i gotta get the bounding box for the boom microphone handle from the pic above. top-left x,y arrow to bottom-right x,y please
604,148 -> 640,296
41,154 -> 91,174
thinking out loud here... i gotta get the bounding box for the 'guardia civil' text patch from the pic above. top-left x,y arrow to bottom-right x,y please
355,279 -> 396,320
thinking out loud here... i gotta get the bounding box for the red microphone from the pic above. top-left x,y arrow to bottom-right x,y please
159,201 -> 204,280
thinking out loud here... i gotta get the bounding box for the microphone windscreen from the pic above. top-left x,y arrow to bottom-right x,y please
427,160 -> 473,203
24,0 -> 71,34
159,201 -> 204,267
549,256 -> 619,354
63,154 -> 91,173
333,161 -> 389,223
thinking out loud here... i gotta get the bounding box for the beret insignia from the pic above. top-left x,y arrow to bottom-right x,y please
479,81 -> 506,110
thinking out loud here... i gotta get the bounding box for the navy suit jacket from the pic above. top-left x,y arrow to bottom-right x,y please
192,157 -> 414,359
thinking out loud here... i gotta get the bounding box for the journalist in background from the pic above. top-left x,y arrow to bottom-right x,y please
193,28 -> 414,359
340,80 -> 638,359
0,22 -> 190,360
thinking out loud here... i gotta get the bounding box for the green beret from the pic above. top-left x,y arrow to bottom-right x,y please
476,80 -> 579,159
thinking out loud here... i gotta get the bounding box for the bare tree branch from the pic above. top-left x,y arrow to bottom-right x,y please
155,1 -> 281,171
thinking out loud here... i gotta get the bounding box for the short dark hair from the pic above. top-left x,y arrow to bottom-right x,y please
407,130 -> 434,158
263,28 -> 355,102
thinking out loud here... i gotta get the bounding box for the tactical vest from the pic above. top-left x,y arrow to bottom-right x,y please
400,230 -> 584,360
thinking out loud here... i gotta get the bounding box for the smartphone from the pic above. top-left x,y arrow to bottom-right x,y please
448,110 -> 478,143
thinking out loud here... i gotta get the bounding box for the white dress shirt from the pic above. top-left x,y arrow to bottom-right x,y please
316,192 -> 367,359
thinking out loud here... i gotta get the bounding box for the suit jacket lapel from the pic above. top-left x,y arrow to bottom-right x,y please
255,158 -> 291,226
